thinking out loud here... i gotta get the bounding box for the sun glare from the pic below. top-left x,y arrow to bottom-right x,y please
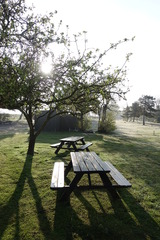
41,58 -> 52,74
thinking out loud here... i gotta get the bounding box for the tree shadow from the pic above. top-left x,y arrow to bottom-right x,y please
54,188 -> 160,240
116,189 -> 160,240
97,134 -> 160,192
0,154 -> 52,240
53,190 -> 98,240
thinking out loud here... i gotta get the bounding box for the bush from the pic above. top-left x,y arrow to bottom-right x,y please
78,116 -> 91,131
98,112 -> 116,133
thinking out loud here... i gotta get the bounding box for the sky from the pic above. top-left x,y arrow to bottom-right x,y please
1,0 -> 160,113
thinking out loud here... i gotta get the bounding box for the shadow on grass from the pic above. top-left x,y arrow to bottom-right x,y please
0,155 -> 52,240
117,190 -> 160,239
1,153 -> 159,240
54,188 -> 160,240
0,133 -> 15,141
97,135 -> 160,191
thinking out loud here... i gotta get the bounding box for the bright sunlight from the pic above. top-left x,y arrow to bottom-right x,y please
41,57 -> 52,74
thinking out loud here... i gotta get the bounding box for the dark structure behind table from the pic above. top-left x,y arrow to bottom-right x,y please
35,111 -> 78,132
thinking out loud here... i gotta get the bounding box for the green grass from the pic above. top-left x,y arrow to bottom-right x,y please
0,121 -> 160,240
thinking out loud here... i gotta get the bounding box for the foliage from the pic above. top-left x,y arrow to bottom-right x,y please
139,95 -> 157,125
98,111 -> 116,133
130,101 -> 141,121
122,105 -> 132,121
122,102 -> 141,122
123,95 -> 158,124
77,114 -> 91,131
155,99 -> 160,123
0,0 -> 133,155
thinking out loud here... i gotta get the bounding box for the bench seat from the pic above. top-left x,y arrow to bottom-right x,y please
105,161 -> 131,188
78,142 -> 92,151
50,162 -> 64,189
50,143 -> 61,148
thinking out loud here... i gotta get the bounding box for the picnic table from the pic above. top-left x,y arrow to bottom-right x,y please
50,136 -> 92,154
50,151 -> 131,201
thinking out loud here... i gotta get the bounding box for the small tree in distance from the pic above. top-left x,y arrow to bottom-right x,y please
139,95 -> 156,125
122,95 -> 157,124
0,0 -> 133,155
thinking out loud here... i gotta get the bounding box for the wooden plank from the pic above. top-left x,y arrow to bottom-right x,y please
77,152 -> 89,172
71,152 -> 89,172
60,136 -> 84,142
81,151 -> 95,172
71,152 -> 110,173
78,142 -> 92,151
91,152 -> 110,172
86,152 -> 104,171
70,152 -> 81,172
50,143 -> 61,148
58,162 -> 65,187
105,161 -> 131,187
51,162 -> 64,188
51,162 -> 59,188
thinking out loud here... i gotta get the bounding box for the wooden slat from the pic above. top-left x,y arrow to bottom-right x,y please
83,151 -> 103,171
58,162 -> 65,187
51,162 -> 64,188
70,152 -> 81,172
81,151 -> 95,172
77,152 -> 89,172
71,152 -> 111,173
71,152 -> 88,172
105,161 -> 131,187
87,152 -> 104,171
78,142 -> 92,151
50,143 -> 61,148
91,152 -> 110,172
60,136 -> 84,142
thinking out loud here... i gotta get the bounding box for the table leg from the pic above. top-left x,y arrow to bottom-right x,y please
55,142 -> 64,154
64,161 -> 72,177
99,172 -> 119,198
71,143 -> 78,151
81,139 -> 85,145
60,173 -> 84,201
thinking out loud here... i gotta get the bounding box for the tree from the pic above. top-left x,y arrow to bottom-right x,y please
0,0 -> 132,155
122,105 -> 132,121
138,95 -> 156,125
155,98 -> 160,123
130,101 -> 141,122
98,101 -> 118,133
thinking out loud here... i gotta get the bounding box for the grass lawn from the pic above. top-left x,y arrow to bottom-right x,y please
0,120 -> 160,240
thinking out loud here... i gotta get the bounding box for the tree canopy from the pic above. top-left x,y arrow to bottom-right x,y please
0,0 -> 132,155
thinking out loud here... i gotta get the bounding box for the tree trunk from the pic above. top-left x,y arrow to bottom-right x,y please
80,114 -> 84,131
27,131 -> 36,156
143,115 -> 145,125
102,104 -> 107,123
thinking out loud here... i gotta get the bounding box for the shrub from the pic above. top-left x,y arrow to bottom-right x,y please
78,115 -> 91,131
98,112 -> 116,133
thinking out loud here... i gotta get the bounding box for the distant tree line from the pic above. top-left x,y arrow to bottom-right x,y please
122,95 -> 160,125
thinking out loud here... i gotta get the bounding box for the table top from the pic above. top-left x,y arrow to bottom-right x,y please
70,152 -> 111,173
60,136 -> 84,142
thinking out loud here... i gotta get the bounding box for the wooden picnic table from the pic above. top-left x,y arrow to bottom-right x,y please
50,136 -> 92,154
50,151 -> 131,201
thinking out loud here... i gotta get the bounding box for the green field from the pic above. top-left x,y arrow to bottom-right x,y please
0,121 -> 160,240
